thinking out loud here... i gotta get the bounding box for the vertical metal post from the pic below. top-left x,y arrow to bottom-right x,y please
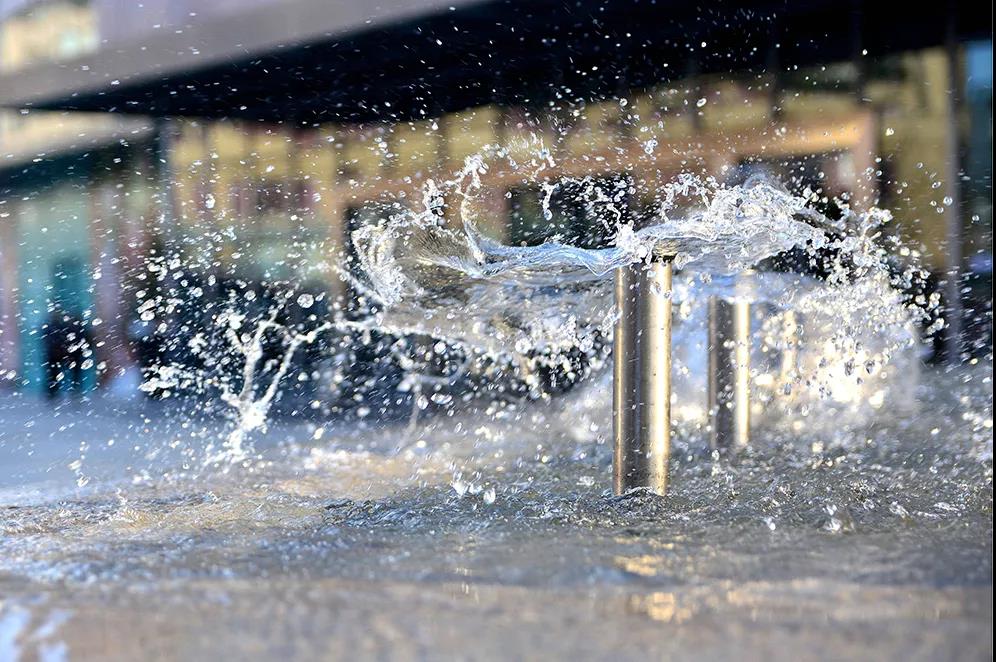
708,297 -> 751,451
613,253 -> 673,495
765,23 -> 782,122
0,204 -> 19,385
153,117 -> 178,241
942,9 -> 964,361
778,309 -> 800,383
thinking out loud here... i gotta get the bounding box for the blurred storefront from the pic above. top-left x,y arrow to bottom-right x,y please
0,0 -> 155,393
0,0 -> 991,394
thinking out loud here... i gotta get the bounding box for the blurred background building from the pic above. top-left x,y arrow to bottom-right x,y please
0,0 -> 991,396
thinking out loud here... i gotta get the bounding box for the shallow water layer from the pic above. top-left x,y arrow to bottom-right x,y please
0,365 -> 992,661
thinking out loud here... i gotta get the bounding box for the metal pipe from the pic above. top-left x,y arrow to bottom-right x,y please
778,309 -> 800,383
613,252 -> 673,495
153,117 -> 177,239
942,10 -> 964,361
708,297 -> 751,451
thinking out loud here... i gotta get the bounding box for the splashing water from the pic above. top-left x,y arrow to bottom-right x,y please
347,154 -> 930,416
138,146 -> 940,457
352,169 -> 831,355
211,313 -> 333,461
141,304 -> 333,463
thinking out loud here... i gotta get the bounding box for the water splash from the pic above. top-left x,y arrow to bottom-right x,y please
142,306 -> 332,463
140,146 -> 941,463
211,312 -> 332,462
349,157 -> 930,405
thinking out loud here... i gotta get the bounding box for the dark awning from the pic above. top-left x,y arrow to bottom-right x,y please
0,0 -> 990,124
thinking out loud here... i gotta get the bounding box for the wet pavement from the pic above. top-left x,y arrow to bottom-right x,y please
0,364 -> 992,661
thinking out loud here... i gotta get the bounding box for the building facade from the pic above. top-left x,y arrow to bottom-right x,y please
0,0 -> 991,394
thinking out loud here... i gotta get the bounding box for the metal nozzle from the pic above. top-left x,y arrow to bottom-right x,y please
707,296 -> 751,451
613,253 -> 673,495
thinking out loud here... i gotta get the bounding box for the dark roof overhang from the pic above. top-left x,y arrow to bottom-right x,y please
0,0 -> 991,124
